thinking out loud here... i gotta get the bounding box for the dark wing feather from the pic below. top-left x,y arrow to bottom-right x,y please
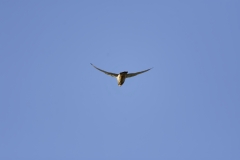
126,68 -> 152,78
90,63 -> 118,77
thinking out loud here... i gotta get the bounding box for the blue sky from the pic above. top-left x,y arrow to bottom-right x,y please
0,1 -> 239,159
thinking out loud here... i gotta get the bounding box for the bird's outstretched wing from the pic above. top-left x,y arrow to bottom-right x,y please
90,63 -> 118,77
126,68 -> 152,78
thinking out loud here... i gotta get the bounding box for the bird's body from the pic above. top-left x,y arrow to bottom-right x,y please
90,63 -> 152,86
117,72 -> 128,86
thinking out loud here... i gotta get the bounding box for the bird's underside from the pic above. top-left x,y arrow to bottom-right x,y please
90,63 -> 152,86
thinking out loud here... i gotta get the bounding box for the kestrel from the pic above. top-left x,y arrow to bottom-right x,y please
90,63 -> 152,86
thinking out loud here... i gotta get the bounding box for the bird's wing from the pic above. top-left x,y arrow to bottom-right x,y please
90,63 -> 118,77
126,68 -> 152,78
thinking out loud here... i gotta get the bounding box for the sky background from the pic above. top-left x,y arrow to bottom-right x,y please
0,0 -> 240,159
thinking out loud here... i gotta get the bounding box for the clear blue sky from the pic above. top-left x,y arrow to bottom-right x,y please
1,1 -> 239,159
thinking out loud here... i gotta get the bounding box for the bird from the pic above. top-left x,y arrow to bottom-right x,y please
90,63 -> 152,86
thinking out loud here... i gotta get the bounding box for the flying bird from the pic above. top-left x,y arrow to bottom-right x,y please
90,63 -> 152,86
